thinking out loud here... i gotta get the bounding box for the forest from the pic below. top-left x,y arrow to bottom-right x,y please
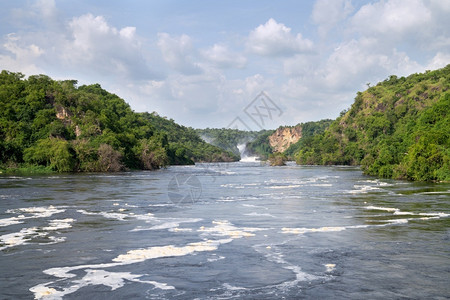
0,71 -> 236,173
1,64 -> 448,181
294,65 -> 449,181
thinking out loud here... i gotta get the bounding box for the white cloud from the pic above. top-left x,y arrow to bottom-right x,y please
201,44 -> 246,69
312,0 -> 353,37
348,0 -> 450,53
351,0 -> 431,36
283,54 -> 319,77
1,0 -> 448,129
34,0 -> 57,19
426,52 -> 450,70
247,18 -> 313,57
62,14 -> 153,80
157,33 -> 202,75
321,39 -> 423,90
0,33 -> 43,75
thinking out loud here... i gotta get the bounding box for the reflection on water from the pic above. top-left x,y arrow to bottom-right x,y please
0,163 -> 449,299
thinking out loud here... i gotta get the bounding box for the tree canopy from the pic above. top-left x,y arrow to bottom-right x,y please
0,71 -> 236,172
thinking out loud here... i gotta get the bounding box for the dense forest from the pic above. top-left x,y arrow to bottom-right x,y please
295,65 -> 450,181
143,113 -> 238,162
1,65 -> 448,181
0,71 -> 236,172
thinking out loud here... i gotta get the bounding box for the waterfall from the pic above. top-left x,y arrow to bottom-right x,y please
237,143 -> 259,162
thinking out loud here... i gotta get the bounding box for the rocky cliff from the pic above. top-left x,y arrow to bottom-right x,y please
268,126 -> 302,153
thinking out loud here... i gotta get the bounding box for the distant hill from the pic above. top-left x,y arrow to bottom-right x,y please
196,128 -> 268,156
245,119 -> 333,160
0,70 -> 236,172
143,113 -> 238,162
295,65 -> 450,181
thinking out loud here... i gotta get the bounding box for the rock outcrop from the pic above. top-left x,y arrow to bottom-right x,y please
268,126 -> 302,153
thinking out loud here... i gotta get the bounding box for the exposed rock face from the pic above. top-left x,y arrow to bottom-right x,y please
269,126 -> 302,153
55,106 -> 70,120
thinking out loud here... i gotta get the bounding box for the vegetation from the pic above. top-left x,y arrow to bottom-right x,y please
246,130 -> 275,160
268,152 -> 287,166
294,65 -> 450,182
144,113 -> 238,163
0,70 -> 236,172
283,119 -> 333,158
196,128 -> 261,156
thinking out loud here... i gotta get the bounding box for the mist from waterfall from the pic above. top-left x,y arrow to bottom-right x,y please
237,143 -> 259,162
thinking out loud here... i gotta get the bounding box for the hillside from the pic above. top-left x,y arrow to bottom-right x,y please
196,128 -> 265,156
268,125 -> 302,153
245,119 -> 332,160
295,65 -> 450,181
143,113 -> 238,162
0,70 -> 236,172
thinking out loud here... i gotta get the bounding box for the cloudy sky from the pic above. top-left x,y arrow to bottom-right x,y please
1,0 -> 449,129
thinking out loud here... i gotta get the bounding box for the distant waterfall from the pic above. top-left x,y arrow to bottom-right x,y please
237,143 -> 259,162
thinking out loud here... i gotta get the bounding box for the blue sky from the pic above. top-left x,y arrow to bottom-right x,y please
1,0 -> 449,129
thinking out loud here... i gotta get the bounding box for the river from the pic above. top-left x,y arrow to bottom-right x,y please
0,162 -> 449,299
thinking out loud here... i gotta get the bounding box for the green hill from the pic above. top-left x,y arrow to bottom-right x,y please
143,113 -> 239,162
295,65 -> 450,181
196,128 -> 267,156
0,70 -> 236,172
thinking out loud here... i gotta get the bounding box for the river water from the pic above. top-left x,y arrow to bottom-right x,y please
0,162 -> 449,299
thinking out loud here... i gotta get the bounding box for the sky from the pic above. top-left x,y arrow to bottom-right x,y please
1,0 -> 449,130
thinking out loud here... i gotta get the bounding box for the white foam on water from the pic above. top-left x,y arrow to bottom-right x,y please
45,236 -> 67,245
198,220 -> 265,239
282,226 -> 347,235
218,171 -> 237,175
365,206 -> 398,212
266,185 -> 301,189
77,209 -> 129,221
417,190 -> 450,195
359,179 -> 392,186
324,263 -> 336,272
0,217 -> 24,227
207,255 -> 225,262
347,185 -> 381,194
30,269 -> 174,299
1,206 -> 66,227
30,284 -> 60,299
419,212 -> 449,218
387,219 -> 409,224
242,204 -> 269,210
0,227 -> 41,250
42,219 -> 75,231
132,213 -> 155,221
223,283 -> 246,290
281,206 -> 449,237
81,269 -> 175,290
254,244 -> 318,292
113,239 -> 232,263
220,183 -> 245,189
239,156 -> 259,162
365,206 -> 449,223
169,227 -> 193,232
217,199 -> 238,202
244,212 -> 276,218
148,203 -> 173,207
0,216 -> 75,250
130,218 -> 201,232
